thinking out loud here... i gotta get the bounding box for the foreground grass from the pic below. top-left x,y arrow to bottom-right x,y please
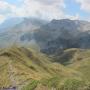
22,77 -> 90,90
0,46 -> 78,89
0,47 -> 90,89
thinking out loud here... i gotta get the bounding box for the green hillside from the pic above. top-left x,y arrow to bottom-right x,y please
0,47 -> 90,90
0,46 -> 80,90
51,48 -> 90,81
52,48 -> 90,65
67,49 -> 90,82
52,48 -> 90,81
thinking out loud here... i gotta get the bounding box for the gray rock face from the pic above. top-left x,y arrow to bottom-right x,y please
34,19 -> 90,54
1,18 -> 90,53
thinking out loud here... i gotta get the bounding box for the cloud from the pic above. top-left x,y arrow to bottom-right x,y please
0,15 -> 6,24
76,0 -> 90,13
0,0 -> 81,23
0,0 -> 67,20
21,0 -> 66,20
0,1 -> 14,12
34,0 -> 65,7
0,1 -> 15,16
66,14 -> 80,20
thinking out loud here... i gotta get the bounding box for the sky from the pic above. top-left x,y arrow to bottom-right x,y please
0,0 -> 90,24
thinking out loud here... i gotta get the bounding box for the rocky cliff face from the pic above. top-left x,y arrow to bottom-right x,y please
34,19 -> 90,54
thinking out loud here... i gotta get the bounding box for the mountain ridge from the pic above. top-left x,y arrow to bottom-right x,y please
0,18 -> 90,90
34,19 -> 90,54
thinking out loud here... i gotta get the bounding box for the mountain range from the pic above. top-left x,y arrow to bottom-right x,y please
34,19 -> 90,54
1,18 -> 90,51
0,18 -> 90,90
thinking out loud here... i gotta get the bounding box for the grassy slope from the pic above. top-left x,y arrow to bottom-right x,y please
68,54 -> 90,82
53,48 -> 90,65
58,48 -> 90,82
0,46 -> 79,90
55,48 -> 90,82
21,48 -> 90,90
1,47 -> 90,90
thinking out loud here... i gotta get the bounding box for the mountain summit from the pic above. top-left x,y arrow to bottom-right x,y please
1,18 -> 90,53
35,19 -> 90,54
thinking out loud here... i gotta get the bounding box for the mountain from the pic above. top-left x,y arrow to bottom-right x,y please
0,17 -> 47,48
0,17 -> 24,33
2,18 -> 90,50
1,18 -> 90,90
0,17 -> 47,33
34,19 -> 90,54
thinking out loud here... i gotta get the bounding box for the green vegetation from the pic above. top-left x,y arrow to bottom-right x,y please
59,78 -> 90,90
53,48 -> 90,65
0,47 -> 90,90
0,46 -> 76,89
22,80 -> 39,90
22,77 -> 90,90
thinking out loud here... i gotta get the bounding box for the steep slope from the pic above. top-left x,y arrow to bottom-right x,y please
66,49 -> 90,82
51,48 -> 90,82
52,48 -> 90,65
0,17 -> 24,33
0,17 -> 47,33
0,46 -> 78,89
34,19 -> 90,54
69,58 -> 90,82
0,17 -> 47,48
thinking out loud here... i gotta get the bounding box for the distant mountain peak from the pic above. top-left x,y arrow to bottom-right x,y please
35,19 -> 90,54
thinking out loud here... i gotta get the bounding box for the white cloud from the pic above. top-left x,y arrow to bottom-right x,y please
21,0 -> 66,20
0,15 -> 6,24
0,1 -> 14,11
0,0 -> 66,20
0,0 -> 81,23
66,14 -> 80,20
76,0 -> 90,13
0,1 -> 8,9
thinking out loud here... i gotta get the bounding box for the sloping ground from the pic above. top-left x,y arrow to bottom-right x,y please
16,48 -> 90,90
38,48 -> 90,90
0,47 -> 79,90
1,47 -> 90,90
69,55 -> 90,82
54,48 -> 90,82
63,49 -> 90,90
52,48 -> 90,65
